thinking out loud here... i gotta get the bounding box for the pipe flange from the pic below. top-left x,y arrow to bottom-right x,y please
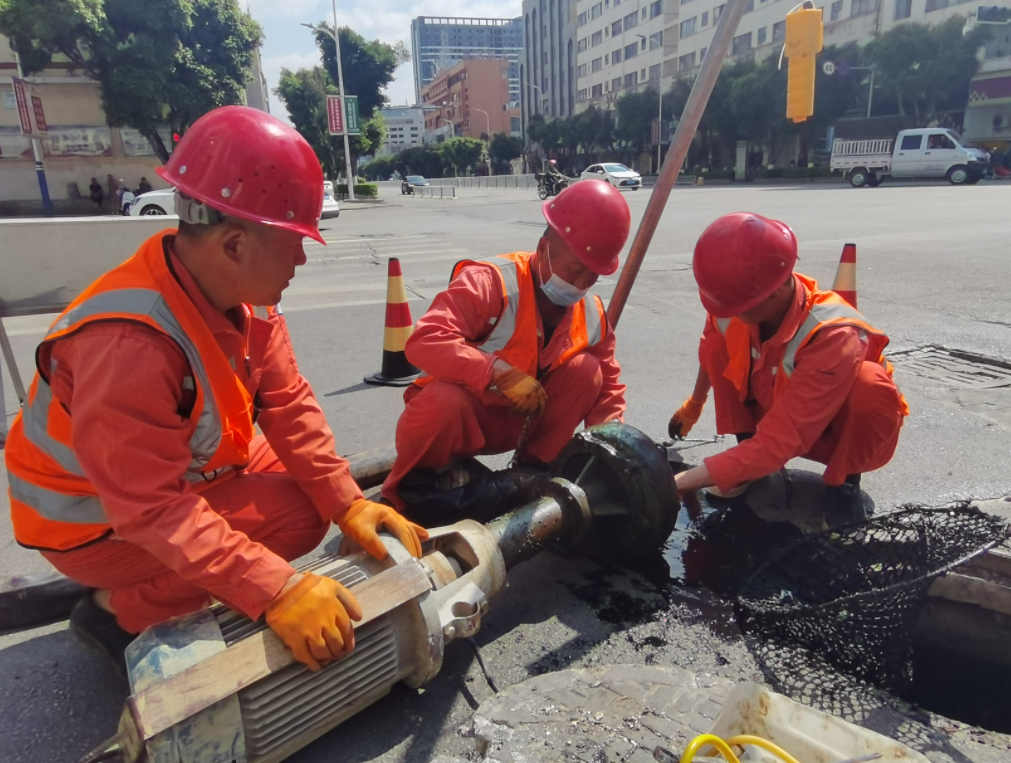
537,477 -> 593,551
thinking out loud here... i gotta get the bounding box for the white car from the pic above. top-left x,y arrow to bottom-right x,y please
580,163 -> 642,190
130,184 -> 340,219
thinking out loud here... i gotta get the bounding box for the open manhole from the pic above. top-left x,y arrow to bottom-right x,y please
890,345 -> 1011,389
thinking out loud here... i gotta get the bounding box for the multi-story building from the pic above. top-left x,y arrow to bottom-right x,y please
520,0 -> 579,136
376,106 -> 426,155
410,17 -> 524,105
574,0 -> 1011,114
420,59 -> 522,140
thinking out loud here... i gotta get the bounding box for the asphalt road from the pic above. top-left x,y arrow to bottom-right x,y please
1,181 -> 1010,762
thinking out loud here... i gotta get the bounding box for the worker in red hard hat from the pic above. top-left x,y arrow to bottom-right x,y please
4,106 -> 427,677
671,212 -> 908,525
382,179 -> 631,513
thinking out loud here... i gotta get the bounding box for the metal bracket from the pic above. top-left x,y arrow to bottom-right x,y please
0,317 -> 26,445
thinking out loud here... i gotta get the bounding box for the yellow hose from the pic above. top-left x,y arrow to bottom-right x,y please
679,733 -> 803,763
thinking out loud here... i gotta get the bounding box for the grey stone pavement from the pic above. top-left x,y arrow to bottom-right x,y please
1,181 -> 1010,762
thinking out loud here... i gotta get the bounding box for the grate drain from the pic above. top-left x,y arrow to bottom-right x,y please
890,346 -> 1011,390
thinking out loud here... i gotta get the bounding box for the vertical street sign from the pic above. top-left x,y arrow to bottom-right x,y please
327,94 -> 344,135
31,94 -> 48,134
344,95 -> 361,135
12,77 -> 33,135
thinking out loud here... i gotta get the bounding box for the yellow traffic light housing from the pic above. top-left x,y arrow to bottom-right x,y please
784,2 -> 823,123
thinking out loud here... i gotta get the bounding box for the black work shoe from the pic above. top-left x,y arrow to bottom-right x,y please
824,479 -> 868,528
68,594 -> 135,679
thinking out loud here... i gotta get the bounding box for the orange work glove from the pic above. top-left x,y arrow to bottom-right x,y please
337,498 -> 429,560
493,364 -> 548,417
668,395 -> 707,439
265,572 -> 363,671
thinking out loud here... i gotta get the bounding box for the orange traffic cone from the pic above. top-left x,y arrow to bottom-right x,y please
364,258 -> 422,386
832,243 -> 858,308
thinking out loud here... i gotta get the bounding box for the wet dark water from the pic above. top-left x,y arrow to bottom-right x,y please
909,645 -> 1011,734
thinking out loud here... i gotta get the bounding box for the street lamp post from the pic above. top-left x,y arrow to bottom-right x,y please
637,34 -> 664,174
12,50 -> 53,217
474,107 -> 491,138
302,0 -> 355,201
847,65 -> 876,119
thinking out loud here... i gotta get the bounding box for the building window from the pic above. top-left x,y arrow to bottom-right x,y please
642,8 -> 648,18
591,2 -> 604,19
641,37 -> 647,50
650,0 -> 663,17
680,17 -> 697,37
679,52 -> 696,70
700,46 -> 707,59
851,0 -> 879,16
701,10 -> 709,25
830,0 -> 843,19
625,42 -> 639,58
578,63 -> 588,76
592,83 -> 604,96
612,20 -> 623,35
732,31 -> 752,55
612,76 -> 623,91
578,37 -> 588,52
757,26 -> 767,44
592,57 -> 603,72
614,47 -> 623,63
744,0 -> 754,10
894,0 -> 912,17
651,31 -> 663,47
592,30 -> 603,45
578,88 -> 588,101
772,20 -> 786,42
624,71 -> 638,87
714,4 -> 725,21
577,11 -> 588,26
925,0 -> 947,10
605,53 -> 610,64
624,11 -> 638,28
649,63 -> 661,80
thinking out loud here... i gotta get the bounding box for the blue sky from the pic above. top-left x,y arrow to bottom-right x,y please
248,0 -> 524,122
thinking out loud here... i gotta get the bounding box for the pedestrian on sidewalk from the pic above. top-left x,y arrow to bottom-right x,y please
89,177 -> 104,214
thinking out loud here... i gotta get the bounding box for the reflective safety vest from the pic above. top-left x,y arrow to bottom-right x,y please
415,251 -> 608,386
5,231 -> 257,551
712,273 -> 908,413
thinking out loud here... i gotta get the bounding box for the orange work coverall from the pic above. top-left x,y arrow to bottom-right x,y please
382,263 -> 626,509
38,242 -> 362,634
702,274 -> 906,494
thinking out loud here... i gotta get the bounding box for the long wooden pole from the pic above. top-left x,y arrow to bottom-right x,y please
607,0 -> 748,327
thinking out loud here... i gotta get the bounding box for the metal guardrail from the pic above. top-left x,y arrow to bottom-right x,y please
408,186 -> 457,199
372,175 -> 540,190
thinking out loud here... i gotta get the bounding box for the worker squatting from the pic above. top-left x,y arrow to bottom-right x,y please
3,106 -> 908,677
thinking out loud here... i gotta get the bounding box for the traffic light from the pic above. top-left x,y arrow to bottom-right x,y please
784,2 -> 823,123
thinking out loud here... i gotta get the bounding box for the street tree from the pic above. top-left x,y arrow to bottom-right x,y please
0,0 -> 262,162
439,137 -> 485,176
313,24 -> 409,120
863,18 -> 989,123
396,146 -> 446,178
614,89 -> 659,164
488,134 -> 524,174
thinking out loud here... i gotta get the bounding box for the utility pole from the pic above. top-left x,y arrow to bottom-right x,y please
12,50 -> 53,217
330,0 -> 355,201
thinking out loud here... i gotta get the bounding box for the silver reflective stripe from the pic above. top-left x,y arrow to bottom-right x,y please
253,305 -> 271,320
46,288 -> 223,477
478,256 -> 521,355
584,296 -> 604,346
714,317 -> 732,335
8,471 -> 107,524
781,301 -> 867,377
21,379 -> 86,477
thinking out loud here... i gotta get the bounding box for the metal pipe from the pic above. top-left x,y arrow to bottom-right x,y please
606,0 -> 747,327
485,496 -> 566,569
345,445 -> 397,488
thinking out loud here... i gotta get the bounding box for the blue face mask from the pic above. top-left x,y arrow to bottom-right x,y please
540,249 -> 589,307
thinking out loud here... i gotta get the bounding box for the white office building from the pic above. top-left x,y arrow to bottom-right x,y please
377,106 -> 426,156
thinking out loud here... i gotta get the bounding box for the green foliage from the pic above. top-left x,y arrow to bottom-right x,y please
439,137 -> 485,175
863,18 -> 988,122
488,133 -> 524,174
395,146 -> 447,178
314,24 -> 408,120
360,155 -> 397,181
614,89 -> 660,158
336,183 -> 378,198
0,0 -> 262,162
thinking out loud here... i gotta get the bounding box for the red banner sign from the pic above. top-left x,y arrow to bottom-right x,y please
31,95 -> 48,134
327,95 -> 344,135
12,77 -> 32,135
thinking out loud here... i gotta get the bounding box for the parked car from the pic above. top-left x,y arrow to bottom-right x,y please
321,181 -> 340,219
580,163 -> 642,190
830,128 -> 988,187
129,188 -> 174,216
401,175 -> 430,194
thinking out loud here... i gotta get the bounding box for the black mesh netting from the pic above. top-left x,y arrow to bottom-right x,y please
735,505 -> 1011,692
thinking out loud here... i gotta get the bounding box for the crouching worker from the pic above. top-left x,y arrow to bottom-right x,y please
4,106 -> 427,676
382,180 -> 631,516
671,213 -> 908,524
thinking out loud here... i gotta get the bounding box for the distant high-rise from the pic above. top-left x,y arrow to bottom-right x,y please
521,0 -> 578,135
410,16 -> 523,104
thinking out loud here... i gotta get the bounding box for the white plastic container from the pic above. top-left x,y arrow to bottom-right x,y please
706,682 -> 930,763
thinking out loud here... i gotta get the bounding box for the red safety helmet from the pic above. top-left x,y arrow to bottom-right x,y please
693,213 -> 798,318
158,106 -> 325,243
542,179 -> 631,275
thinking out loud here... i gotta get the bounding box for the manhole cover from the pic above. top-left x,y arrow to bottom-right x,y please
890,346 -> 1011,390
